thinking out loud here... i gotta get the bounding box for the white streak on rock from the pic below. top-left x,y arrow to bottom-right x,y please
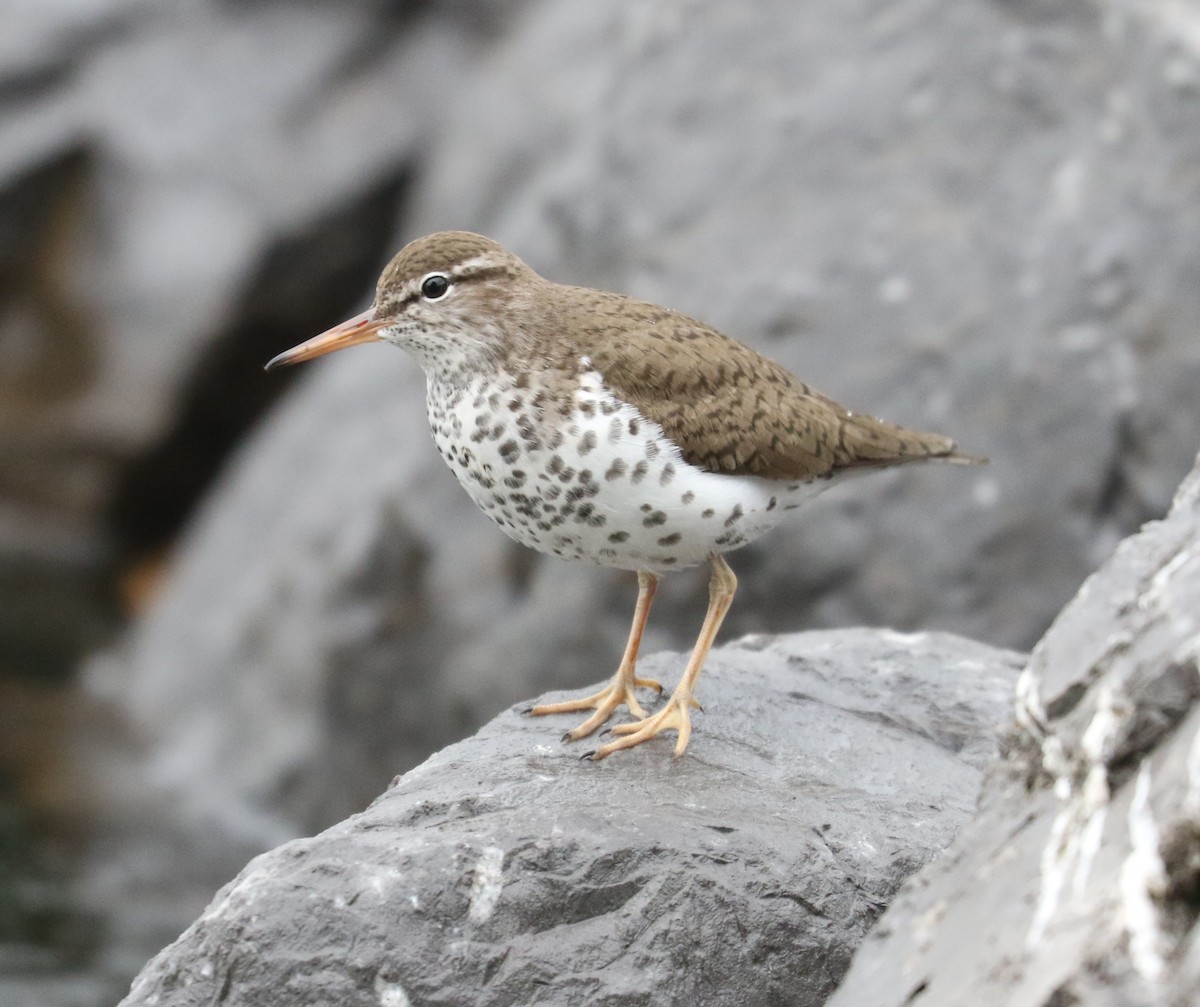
1186,723 -> 1200,816
1014,665 -> 1048,739
374,972 -> 412,1007
1119,764 -> 1167,986
1028,684 -> 1125,946
467,845 -> 505,924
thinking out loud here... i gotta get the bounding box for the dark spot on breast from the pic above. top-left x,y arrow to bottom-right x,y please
578,430 -> 597,455
605,459 -> 627,482
681,491 -> 695,505
659,463 -> 676,486
643,510 -> 668,527
630,461 -> 649,485
499,439 -> 519,463
608,530 -> 630,543
628,418 -> 640,436
657,532 -> 682,546
724,504 -> 744,528
701,508 -> 715,519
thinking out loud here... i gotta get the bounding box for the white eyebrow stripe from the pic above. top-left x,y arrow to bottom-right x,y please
386,252 -> 511,307
454,254 -> 495,274
450,253 -> 509,281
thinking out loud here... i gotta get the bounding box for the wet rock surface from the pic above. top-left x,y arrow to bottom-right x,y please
116,629 -> 1022,1007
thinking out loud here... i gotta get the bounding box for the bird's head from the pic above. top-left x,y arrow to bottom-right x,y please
265,231 -> 540,375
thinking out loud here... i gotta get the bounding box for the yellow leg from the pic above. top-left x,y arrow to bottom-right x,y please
586,554 -> 737,760
527,571 -> 663,740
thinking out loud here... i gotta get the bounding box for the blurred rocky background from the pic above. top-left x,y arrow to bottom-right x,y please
0,0 -> 1197,1004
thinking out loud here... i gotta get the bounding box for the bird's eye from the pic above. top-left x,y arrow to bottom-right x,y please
421,274 -> 451,300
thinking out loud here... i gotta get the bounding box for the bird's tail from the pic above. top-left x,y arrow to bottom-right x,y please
839,413 -> 987,469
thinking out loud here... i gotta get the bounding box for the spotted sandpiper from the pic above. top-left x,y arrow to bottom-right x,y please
266,231 -> 982,760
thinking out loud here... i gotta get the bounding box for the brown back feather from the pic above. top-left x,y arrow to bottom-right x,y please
543,285 -> 980,481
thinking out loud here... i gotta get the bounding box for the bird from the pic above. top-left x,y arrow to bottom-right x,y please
266,231 -> 982,760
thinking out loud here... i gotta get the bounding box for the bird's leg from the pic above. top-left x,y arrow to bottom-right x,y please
586,554 -> 737,760
527,571 -> 663,740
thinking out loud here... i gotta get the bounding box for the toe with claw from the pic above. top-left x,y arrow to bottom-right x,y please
528,673 -> 663,740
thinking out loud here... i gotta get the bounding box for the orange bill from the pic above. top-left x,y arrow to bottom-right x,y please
264,307 -> 385,371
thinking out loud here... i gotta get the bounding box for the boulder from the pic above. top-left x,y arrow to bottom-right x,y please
116,628 -> 1023,1007
827,450 -> 1200,1007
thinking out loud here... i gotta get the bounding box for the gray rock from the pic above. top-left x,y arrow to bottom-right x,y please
826,449 -> 1200,1007
116,628 -> 1023,1007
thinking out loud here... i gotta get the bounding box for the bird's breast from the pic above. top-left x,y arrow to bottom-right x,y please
424,368 -> 827,572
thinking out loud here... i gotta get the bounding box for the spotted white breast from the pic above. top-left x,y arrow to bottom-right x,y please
425,365 -> 831,573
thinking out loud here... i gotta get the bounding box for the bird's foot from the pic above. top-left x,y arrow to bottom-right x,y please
526,671 -> 663,741
584,691 -> 702,760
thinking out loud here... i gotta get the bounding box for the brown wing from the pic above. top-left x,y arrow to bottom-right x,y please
549,286 -> 979,481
